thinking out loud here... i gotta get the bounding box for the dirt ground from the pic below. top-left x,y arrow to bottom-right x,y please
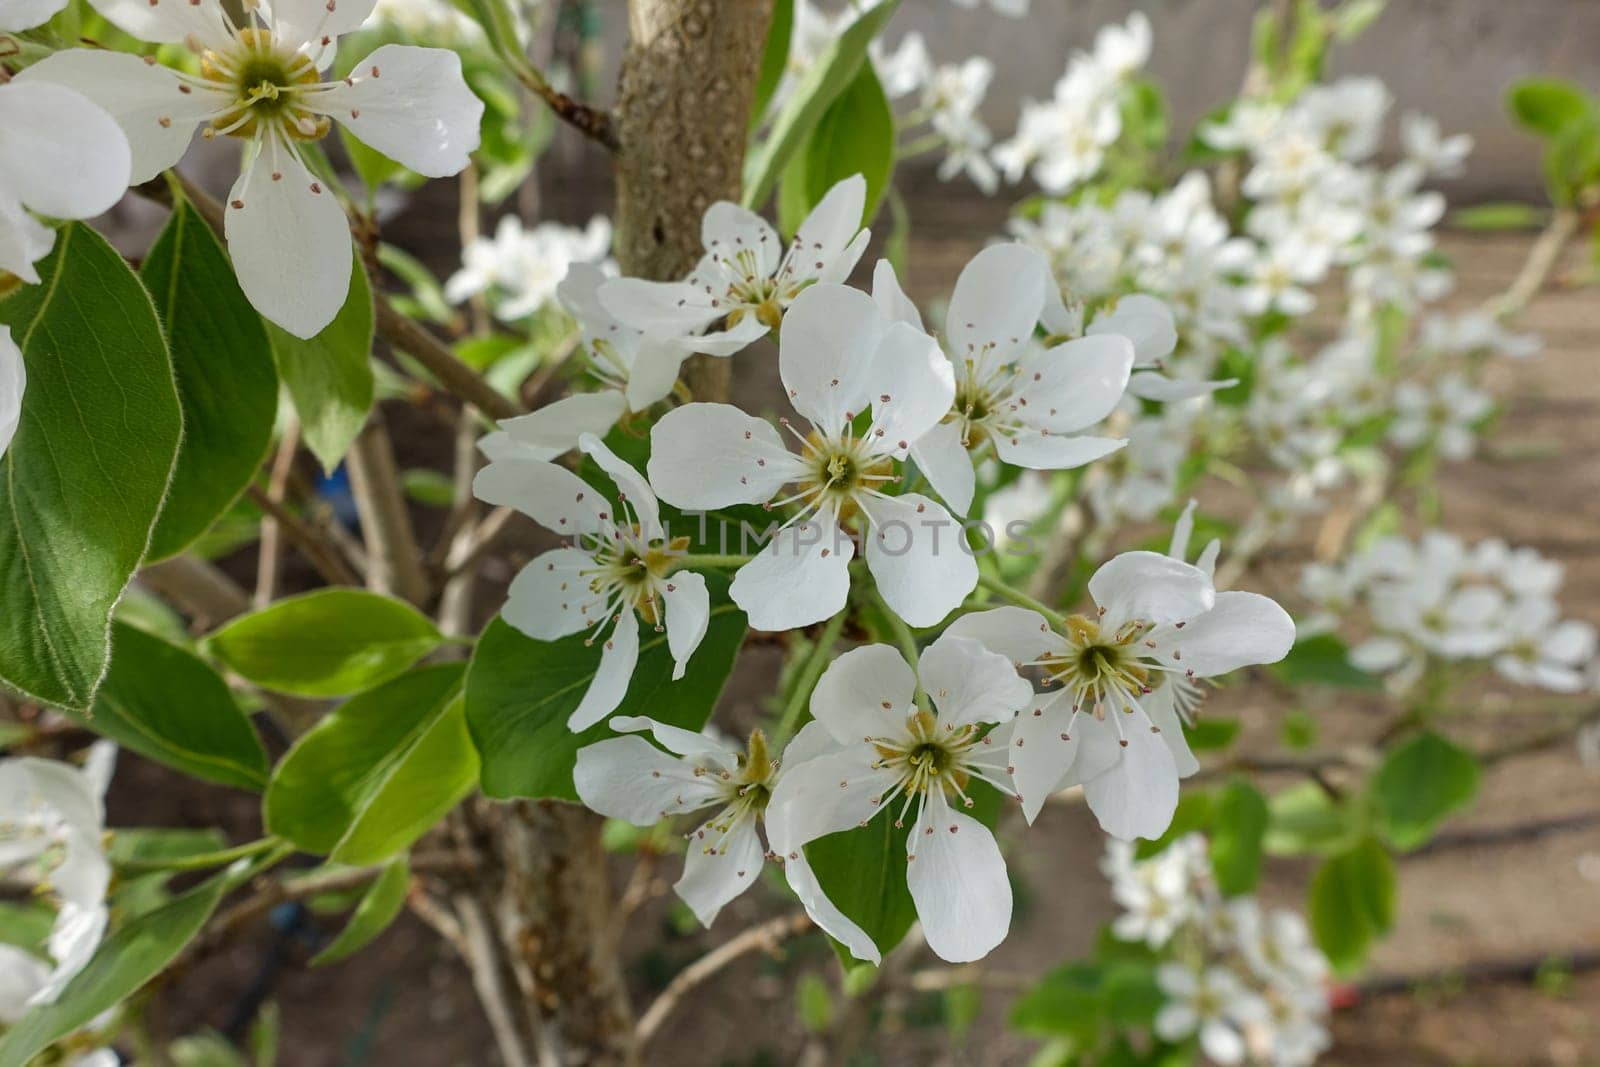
100,180 -> 1600,1066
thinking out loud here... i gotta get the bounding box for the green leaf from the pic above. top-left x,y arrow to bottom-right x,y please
312,859 -> 410,965
265,663 -> 475,863
742,0 -> 902,210
141,198 -> 278,561
0,871 -> 229,1067
1450,202 -> 1547,231
1185,716 -> 1240,752
796,972 -> 834,1032
806,781 -> 1002,961
79,622 -> 267,791
1507,78 -> 1596,139
778,63 -> 895,235
206,588 -> 443,698
465,584 -> 747,801
169,1034 -> 249,1067
266,253 -> 374,473
1264,780 -> 1362,856
1010,962 -> 1104,1040
0,900 -> 54,957
1210,780 -> 1270,896
0,223 -> 181,711
1307,836 -> 1395,973
750,0 -> 794,128
1134,790 -> 1215,860
1267,632 -> 1380,690
1370,730 -> 1479,850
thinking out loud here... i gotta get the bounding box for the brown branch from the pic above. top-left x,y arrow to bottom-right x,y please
139,556 -> 252,628
244,483 -> 362,587
1354,948 -> 1600,999
345,417 -> 430,604
634,912 -> 812,1046
516,66 -> 618,151
254,418 -> 302,608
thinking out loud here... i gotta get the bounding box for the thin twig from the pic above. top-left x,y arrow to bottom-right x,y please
514,66 -> 618,151
444,505 -> 517,579
255,418 -> 302,608
1491,207 -> 1582,318
346,418 -> 430,604
244,484 -> 362,587
1353,948 -> 1600,998
140,556 -> 252,627
452,893 -> 539,1067
635,912 -> 812,1046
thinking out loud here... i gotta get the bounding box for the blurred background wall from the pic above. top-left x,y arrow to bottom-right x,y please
585,0 -> 1600,201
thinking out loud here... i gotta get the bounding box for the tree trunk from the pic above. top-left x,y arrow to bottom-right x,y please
477,4 -> 774,1063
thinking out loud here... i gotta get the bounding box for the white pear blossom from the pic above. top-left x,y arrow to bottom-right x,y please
1155,964 -> 1269,1064
1102,836 -> 1206,948
0,328 -> 25,460
0,0 -> 67,29
472,433 -> 710,730
573,716 -> 879,959
23,0 -> 484,337
0,76 -> 131,283
1419,310 -> 1540,360
646,282 -> 974,630
0,743 -> 116,1008
949,0 -> 1029,16
874,244 -> 1134,517
445,215 -> 612,321
948,548 -> 1293,839
766,635 -> 1033,963
475,263 -> 688,462
1400,112 -> 1472,179
1388,373 -> 1492,460
599,174 -> 870,359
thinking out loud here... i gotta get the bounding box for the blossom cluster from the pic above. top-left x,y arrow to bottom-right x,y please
1104,835 -> 1332,1066
471,170 -> 1296,963
1301,531 -> 1598,694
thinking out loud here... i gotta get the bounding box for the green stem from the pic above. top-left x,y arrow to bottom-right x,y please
116,836 -> 283,874
866,586 -> 928,709
774,610 -> 849,744
976,571 -> 1068,629
896,133 -> 946,161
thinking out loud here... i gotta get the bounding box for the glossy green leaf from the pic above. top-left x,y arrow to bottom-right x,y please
206,588 -> 443,698
778,63 -> 895,236
1507,78 -> 1596,139
1370,730 -> 1479,850
742,0 -> 902,210
0,870 -> 229,1067
1010,962 -> 1104,1040
750,0 -> 794,127
0,223 -> 181,711
312,859 -> 410,965
1210,780 -> 1270,896
1307,836 -> 1395,973
1267,632 -> 1380,690
1450,203 -> 1547,231
266,663 -> 475,863
141,198 -> 278,561
79,622 -> 267,791
465,584 -> 747,801
806,781 -> 1002,962
1264,780 -> 1361,857
267,253 -> 374,473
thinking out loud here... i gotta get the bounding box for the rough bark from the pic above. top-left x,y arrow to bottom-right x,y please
613,0 -> 776,402
477,7 -> 774,1063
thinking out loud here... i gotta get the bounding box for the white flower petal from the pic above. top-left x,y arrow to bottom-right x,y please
678,314 -> 769,357
0,945 -> 50,1024
1143,684 -> 1200,778
323,45 -> 483,177
1088,550 -> 1215,630
623,342 -> 688,409
1007,698 -> 1077,822
861,493 -> 978,627
1054,711 -> 1124,789
495,391 -> 627,461
0,195 -> 53,283
661,571 -> 710,680
730,522 -> 854,631
573,736 -> 723,823
17,50 -> 205,186
778,283 -> 883,436
609,715 -> 732,761
906,792 -> 1011,963
1081,710 -> 1180,841
676,816 -> 765,927
1012,334 -> 1133,433
765,748 -> 894,853
473,455 -> 610,537
0,0 -> 66,31
779,720 -> 843,768
866,322 -> 955,455
501,547 -> 605,641
909,419 -> 975,516
567,613 -> 641,731
1125,371 -> 1237,402
943,606 -> 1061,666
0,328 -> 25,461
598,277 -> 721,337
783,173 -> 868,286
1146,591 -> 1296,678
0,81 -> 130,221
811,643 -> 917,744
700,201 -> 781,278
578,431 -> 660,536
85,0 -> 231,44
993,428 -> 1126,470
782,849 -> 881,964
224,138 -> 352,338
919,634 -> 1032,728
946,243 -> 1050,368
646,402 -> 803,509
871,258 -> 922,329
267,0 -> 378,51
1086,293 -> 1177,364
